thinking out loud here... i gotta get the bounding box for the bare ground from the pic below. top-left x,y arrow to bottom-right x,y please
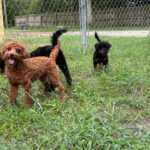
123,118 -> 150,130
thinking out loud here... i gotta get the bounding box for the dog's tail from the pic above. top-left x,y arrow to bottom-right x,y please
95,32 -> 101,42
51,29 -> 67,47
49,40 -> 61,61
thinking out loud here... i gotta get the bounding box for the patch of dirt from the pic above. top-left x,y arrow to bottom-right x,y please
123,118 -> 150,130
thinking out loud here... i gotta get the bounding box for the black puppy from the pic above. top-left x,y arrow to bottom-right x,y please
93,32 -> 111,69
30,29 -> 72,91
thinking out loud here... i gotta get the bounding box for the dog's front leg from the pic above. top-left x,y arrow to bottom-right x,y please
10,84 -> 19,106
93,62 -> 98,69
103,59 -> 108,69
24,81 -> 33,107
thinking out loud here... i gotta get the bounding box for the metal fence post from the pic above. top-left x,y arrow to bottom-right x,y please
79,0 -> 87,54
2,0 -> 8,28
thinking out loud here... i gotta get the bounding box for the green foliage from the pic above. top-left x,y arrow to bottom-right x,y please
4,0 -> 79,26
5,0 -> 40,26
38,0 -> 78,13
91,0 -> 126,9
0,36 -> 150,149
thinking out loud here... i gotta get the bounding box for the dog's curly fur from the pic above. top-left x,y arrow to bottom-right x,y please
93,32 -> 111,69
2,40 -> 65,107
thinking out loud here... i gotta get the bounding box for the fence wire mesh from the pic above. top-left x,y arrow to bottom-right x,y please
88,0 -> 150,30
0,0 -> 150,50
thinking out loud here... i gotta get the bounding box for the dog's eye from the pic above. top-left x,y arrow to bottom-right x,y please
7,47 -> 11,51
16,48 -> 21,53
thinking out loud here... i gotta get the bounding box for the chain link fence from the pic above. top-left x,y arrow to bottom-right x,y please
1,0 -> 150,50
88,0 -> 150,30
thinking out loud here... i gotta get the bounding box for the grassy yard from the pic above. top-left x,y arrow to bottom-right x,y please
0,35 -> 150,149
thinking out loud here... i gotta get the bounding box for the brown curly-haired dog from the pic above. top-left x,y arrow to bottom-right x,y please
2,40 -> 65,107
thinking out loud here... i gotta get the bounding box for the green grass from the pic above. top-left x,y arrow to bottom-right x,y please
0,36 -> 150,149
5,24 -> 150,32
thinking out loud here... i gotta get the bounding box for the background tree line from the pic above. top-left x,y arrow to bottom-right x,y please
3,0 -> 150,26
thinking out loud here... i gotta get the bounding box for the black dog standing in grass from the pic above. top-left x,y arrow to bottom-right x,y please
30,29 -> 72,92
0,29 -> 72,92
0,52 -> 5,73
93,32 -> 111,69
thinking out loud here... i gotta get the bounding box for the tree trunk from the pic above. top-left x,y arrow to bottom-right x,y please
87,0 -> 92,24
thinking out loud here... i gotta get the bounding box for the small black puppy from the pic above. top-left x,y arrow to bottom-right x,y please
30,29 -> 72,91
93,32 -> 111,69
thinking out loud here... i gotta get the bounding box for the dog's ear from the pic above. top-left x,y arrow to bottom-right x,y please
20,44 -> 30,59
0,52 -> 2,60
22,50 -> 30,59
95,43 -> 100,50
108,43 -> 111,49
1,45 -> 7,60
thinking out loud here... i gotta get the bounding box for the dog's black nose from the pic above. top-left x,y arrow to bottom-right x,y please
103,49 -> 107,53
10,54 -> 14,58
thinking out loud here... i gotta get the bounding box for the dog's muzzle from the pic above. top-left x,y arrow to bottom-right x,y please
8,54 -> 16,65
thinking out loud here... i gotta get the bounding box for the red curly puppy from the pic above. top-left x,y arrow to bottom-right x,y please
2,40 -> 65,107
